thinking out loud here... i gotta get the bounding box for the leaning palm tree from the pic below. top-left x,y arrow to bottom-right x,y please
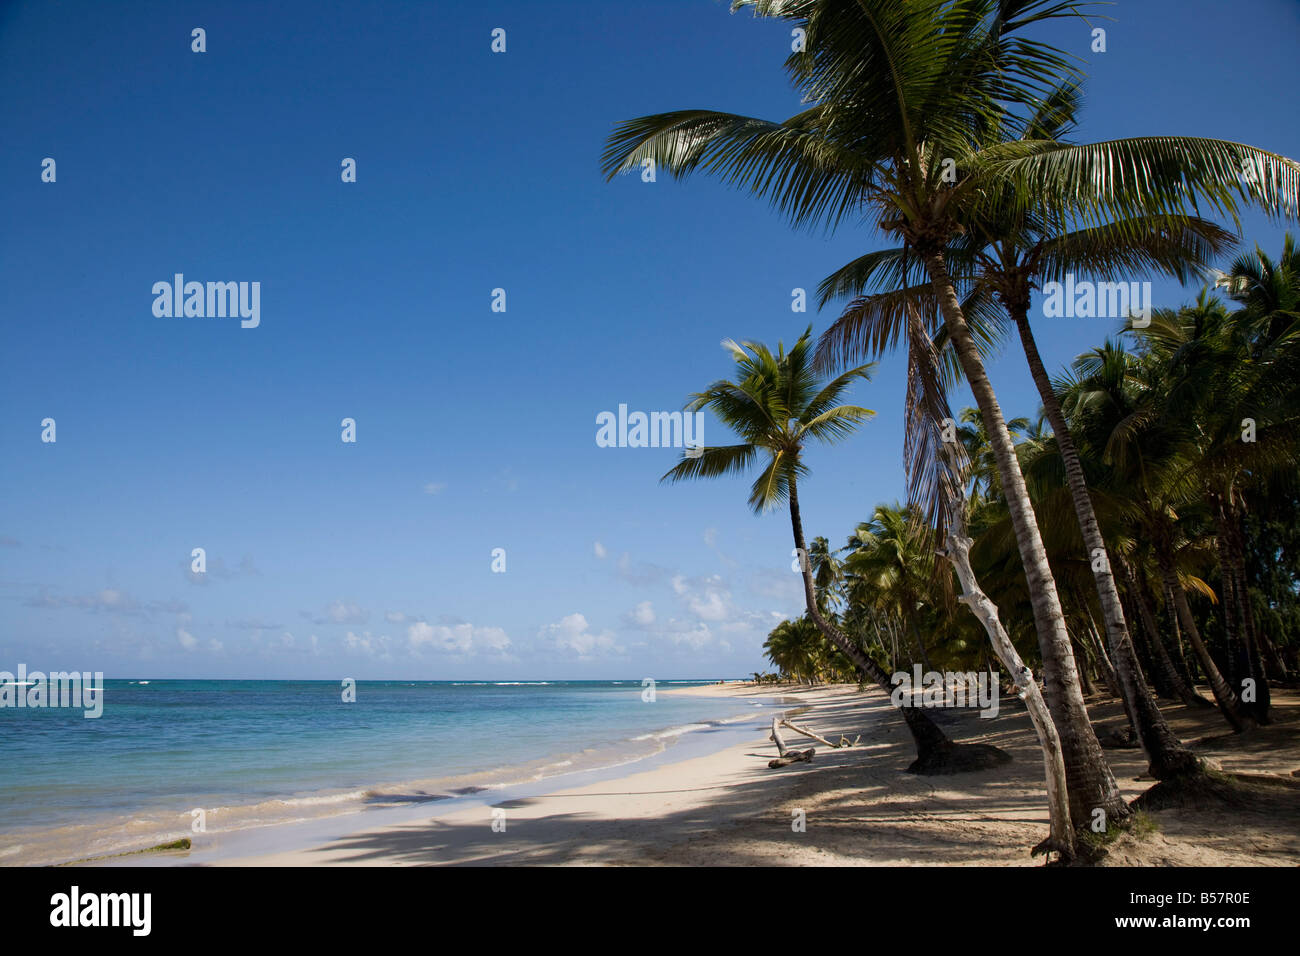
664,327 -> 1011,775
605,0 -> 1297,825
812,78 -> 1239,781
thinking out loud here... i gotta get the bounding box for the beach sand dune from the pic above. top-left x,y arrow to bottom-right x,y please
204,683 -> 1300,867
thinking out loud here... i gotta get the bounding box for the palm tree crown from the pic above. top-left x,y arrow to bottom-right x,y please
662,326 -> 874,510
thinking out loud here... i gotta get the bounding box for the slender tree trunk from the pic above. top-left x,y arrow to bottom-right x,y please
1123,591 -> 1168,694
1154,536 -> 1254,731
1011,308 -> 1198,779
1073,633 -> 1097,696
1161,578 -> 1199,687
1258,629 -> 1292,685
1121,558 -> 1211,708
909,617 -> 934,671
923,251 -> 1129,823
1209,498 -> 1248,700
787,481 -> 954,762
1086,615 -> 1120,700
944,527 -> 1076,860
1213,496 -> 1271,722
1075,590 -> 1120,698
1216,530 -> 1255,708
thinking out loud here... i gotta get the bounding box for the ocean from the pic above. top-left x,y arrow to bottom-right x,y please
0,679 -> 765,865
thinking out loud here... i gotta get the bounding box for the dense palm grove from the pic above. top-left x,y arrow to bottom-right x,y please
604,0 -> 1300,860
762,239 -> 1300,721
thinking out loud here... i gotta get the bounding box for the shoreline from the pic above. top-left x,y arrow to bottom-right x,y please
16,681 -> 1300,867
153,684 -> 1300,866
151,682 -> 839,867
4,684 -> 771,867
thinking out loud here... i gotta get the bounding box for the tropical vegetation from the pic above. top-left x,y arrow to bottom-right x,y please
604,0 -> 1300,862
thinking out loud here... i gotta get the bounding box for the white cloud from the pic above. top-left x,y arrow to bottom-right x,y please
408,621 -> 511,655
407,622 -> 434,647
344,630 -> 390,657
422,482 -> 446,496
660,619 -> 715,649
541,613 -> 619,658
593,541 -> 608,559
626,600 -> 655,627
671,574 -> 732,621
177,628 -> 198,650
325,601 -> 369,625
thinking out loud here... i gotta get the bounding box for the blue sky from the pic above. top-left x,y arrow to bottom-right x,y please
1,0 -> 1297,679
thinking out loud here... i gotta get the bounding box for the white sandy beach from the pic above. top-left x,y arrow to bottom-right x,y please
127,682 -> 1300,867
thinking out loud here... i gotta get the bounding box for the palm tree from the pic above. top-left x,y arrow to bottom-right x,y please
1117,551 -> 1212,709
811,77 -> 1240,779
663,327 -> 1010,774
844,503 -> 941,670
1218,238 -> 1300,685
806,535 -> 844,615
1061,335 -> 1256,731
1133,251 -> 1300,723
763,617 -> 824,683
604,0 -> 1297,825
954,408 -> 1032,502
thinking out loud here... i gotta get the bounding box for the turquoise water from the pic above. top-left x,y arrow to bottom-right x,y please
0,679 -> 754,863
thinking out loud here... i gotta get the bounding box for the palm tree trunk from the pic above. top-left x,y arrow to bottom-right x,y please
922,251 -> 1129,824
1258,629 -> 1292,685
1153,536 -> 1254,731
1120,558 -> 1212,709
1073,588 -> 1119,698
1208,497 -> 1249,701
1212,496 -> 1271,722
1073,634 -> 1097,696
1121,591 -> 1170,695
943,526 -> 1076,860
1084,611 -> 1120,700
1011,308 -> 1199,778
787,480 -> 954,762
908,617 -> 934,671
1161,579 -> 1200,687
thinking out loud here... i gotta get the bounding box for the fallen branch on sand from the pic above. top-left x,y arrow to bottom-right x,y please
780,718 -> 840,749
768,715 -> 815,768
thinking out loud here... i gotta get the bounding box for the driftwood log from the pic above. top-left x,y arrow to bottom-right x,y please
780,719 -> 837,749
766,716 -> 860,768
768,716 -> 815,768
